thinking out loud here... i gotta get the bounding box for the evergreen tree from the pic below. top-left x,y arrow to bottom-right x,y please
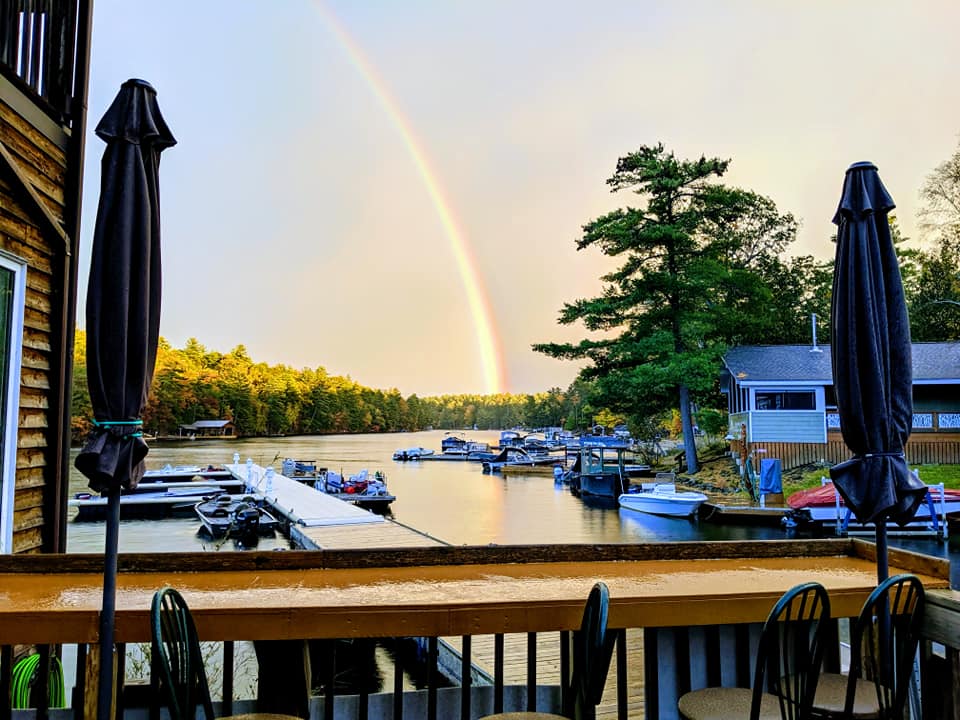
535,145 -> 798,473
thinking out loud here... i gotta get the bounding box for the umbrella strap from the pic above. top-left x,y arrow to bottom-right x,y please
858,451 -> 905,459
92,419 -> 143,438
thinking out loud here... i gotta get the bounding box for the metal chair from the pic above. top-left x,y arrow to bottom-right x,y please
479,581 -> 617,720
150,587 -> 303,720
678,581 -> 831,720
811,574 -> 925,719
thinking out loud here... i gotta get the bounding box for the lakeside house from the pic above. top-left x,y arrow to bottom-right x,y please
721,342 -> 960,469
178,419 -> 237,438
0,5 -> 92,554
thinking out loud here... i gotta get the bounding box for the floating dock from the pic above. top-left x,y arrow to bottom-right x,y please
225,463 -> 445,550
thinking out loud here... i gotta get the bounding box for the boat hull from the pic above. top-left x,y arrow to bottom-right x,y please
618,491 -> 707,518
579,472 -> 627,499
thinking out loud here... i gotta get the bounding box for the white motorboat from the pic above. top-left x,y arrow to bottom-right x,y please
618,484 -> 708,518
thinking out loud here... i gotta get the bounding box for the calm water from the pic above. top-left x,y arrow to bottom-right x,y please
65,430 -> 960,586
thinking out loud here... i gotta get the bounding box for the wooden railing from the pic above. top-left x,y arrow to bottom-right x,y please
0,0 -> 79,119
0,541 -> 955,720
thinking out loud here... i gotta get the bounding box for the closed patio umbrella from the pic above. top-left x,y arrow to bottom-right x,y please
829,161 -> 926,582
74,79 -> 175,719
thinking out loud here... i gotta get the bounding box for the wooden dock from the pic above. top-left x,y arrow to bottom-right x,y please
225,463 -> 446,550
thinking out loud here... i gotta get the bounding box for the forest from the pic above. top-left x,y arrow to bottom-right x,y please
70,334 -> 587,440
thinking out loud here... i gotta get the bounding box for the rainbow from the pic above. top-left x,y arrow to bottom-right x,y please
315,4 -> 506,394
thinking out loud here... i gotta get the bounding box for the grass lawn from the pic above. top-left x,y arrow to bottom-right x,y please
683,448 -> 960,503
790,464 -> 960,494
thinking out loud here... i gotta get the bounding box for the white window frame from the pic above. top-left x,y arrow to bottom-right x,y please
0,250 -> 26,554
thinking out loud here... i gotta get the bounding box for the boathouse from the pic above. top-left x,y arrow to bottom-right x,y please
721,342 -> 960,469
0,3 -> 91,554
179,419 -> 237,438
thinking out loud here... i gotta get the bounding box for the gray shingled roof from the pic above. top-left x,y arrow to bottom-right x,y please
723,343 -> 960,383
180,420 -> 233,429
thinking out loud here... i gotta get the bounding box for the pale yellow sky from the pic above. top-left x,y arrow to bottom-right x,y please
80,1 -> 960,395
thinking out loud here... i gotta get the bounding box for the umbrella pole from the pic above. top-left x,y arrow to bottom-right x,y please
875,520 -> 889,583
97,485 -> 121,720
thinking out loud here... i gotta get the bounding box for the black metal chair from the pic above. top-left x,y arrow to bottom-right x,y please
811,574 -> 925,719
479,581 -> 617,720
151,586 -> 303,720
678,581 -> 831,720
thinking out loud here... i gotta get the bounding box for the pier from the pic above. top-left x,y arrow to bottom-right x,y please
225,462 -> 445,550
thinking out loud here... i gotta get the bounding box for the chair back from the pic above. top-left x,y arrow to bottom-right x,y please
151,587 -> 215,720
845,574 -> 924,720
751,581 -> 831,720
570,581 -> 616,720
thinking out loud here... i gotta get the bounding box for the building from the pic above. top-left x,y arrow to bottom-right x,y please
178,419 -> 237,438
721,343 -> 960,469
0,3 -> 92,553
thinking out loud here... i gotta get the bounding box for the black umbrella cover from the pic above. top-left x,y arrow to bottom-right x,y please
829,162 -> 926,525
75,79 -> 176,493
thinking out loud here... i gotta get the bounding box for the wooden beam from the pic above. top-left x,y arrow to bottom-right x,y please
0,137 -> 68,252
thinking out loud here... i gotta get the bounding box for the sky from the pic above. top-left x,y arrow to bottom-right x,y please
78,1 -> 960,397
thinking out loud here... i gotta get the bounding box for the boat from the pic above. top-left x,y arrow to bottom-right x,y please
194,493 -> 279,542
786,480 -> 960,538
69,479 -> 248,520
307,468 -> 396,512
392,447 -> 435,461
572,443 -> 650,498
482,446 -> 561,473
141,463 -> 233,483
618,484 -> 708,518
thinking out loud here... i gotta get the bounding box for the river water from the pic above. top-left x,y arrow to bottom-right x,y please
65,429 -> 959,586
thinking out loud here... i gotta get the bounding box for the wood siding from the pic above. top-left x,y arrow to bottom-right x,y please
0,91 -> 66,553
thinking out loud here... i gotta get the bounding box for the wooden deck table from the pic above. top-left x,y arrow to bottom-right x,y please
0,539 -> 949,645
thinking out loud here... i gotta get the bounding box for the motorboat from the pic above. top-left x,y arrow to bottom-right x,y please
618,484 -> 708,518
141,463 -> 233,483
308,468 -> 395,512
194,493 -> 279,542
786,479 -> 960,538
482,446 -> 561,473
392,447 -> 435,461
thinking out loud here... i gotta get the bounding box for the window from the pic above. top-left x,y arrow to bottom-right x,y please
755,390 -> 815,411
0,252 -> 26,554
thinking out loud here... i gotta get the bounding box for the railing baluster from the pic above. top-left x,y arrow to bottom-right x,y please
526,631 -> 536,711
114,643 -> 125,720
616,629 -> 627,720
75,644 -> 87,720
393,640 -> 403,720
427,637 -> 438,720
222,641 -> 234,716
460,635 -> 471,720
559,630 -> 571,715
493,633 -> 504,714
1,645 -> 12,720
323,642 -> 335,720
358,679 -> 369,720
37,643 -> 50,720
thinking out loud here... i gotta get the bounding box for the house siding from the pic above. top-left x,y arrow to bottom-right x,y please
750,411 -> 826,444
0,91 -> 68,553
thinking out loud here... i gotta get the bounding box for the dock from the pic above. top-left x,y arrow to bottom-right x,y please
225,463 -> 445,550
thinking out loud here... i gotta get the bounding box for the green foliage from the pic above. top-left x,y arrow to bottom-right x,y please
70,334 -> 608,440
534,144 -> 804,471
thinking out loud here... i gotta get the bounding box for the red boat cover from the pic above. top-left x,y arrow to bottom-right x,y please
789,481 -> 960,509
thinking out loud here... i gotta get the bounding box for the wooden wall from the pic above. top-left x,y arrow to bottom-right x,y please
0,90 -> 68,553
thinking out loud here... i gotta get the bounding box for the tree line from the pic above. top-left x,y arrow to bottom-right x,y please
70,335 -> 598,440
